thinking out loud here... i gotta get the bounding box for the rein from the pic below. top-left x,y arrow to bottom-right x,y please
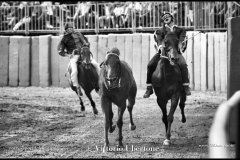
160,52 -> 174,65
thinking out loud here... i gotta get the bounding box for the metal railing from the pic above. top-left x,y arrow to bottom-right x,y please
0,1 -> 240,35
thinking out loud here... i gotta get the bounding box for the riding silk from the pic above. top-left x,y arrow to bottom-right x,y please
153,25 -> 187,53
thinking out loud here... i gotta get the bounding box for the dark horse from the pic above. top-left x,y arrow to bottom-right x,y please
99,50 -> 137,152
67,46 -> 99,116
151,33 -> 187,146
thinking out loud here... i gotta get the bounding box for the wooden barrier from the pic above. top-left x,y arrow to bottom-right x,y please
87,35 -> 98,62
214,33 -> 221,92
200,33 -> 207,91
97,35 -> 108,64
9,36 -> 22,87
18,37 -> 30,87
31,37 -> 40,86
132,34 -> 142,85
116,34 -> 125,61
0,36 -> 9,86
185,31 -> 194,90
141,34 -> 150,87
51,36 -> 60,87
193,31 -> 201,91
39,35 -> 51,87
0,32 -> 228,91
207,33 -> 215,91
58,35 -> 69,88
124,34 -> 133,69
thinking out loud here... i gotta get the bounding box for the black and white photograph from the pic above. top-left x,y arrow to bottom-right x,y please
0,1 -> 239,158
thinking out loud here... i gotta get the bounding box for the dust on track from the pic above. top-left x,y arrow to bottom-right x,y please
0,87 -> 236,158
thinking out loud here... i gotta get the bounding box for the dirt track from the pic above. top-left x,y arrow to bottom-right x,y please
0,87 -> 236,158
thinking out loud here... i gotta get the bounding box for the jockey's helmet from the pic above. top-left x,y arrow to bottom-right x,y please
161,12 -> 174,24
64,22 -> 74,30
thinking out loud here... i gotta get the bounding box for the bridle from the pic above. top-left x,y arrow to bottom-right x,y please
80,46 -> 93,62
160,37 -> 180,65
103,52 -> 122,90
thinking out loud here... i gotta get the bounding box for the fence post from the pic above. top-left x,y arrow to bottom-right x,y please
132,2 -> 136,33
59,5 -> 64,35
95,2 -> 99,34
25,5 -> 29,35
193,2 -> 197,31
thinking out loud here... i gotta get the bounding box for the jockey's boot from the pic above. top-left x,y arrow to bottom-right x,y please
184,86 -> 191,96
180,64 -> 191,96
77,87 -> 83,97
143,85 -> 153,98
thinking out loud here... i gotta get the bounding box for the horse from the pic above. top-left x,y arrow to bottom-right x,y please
151,33 -> 187,146
67,46 -> 99,116
99,49 -> 137,152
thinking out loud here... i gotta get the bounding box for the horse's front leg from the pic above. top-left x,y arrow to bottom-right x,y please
101,96 -> 111,152
85,91 -> 98,115
157,97 -> 168,133
164,96 -> 179,146
127,96 -> 136,131
116,101 -> 126,148
109,103 -> 116,133
78,96 -> 86,117
179,93 -> 186,123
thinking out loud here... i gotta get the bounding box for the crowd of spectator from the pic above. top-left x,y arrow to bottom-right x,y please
0,1 -> 239,33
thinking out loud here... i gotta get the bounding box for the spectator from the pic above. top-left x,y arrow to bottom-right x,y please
72,2 -> 92,29
113,3 -> 125,28
209,91 -> 239,158
12,1 -> 29,31
123,2 -> 133,28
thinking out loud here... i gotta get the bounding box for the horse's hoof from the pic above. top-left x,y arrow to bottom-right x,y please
182,117 -> 186,123
163,139 -> 170,146
109,125 -> 116,133
93,109 -> 98,115
129,124 -> 136,130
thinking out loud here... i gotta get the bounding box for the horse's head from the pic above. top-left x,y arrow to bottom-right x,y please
79,45 -> 93,69
162,33 -> 180,65
103,47 -> 121,89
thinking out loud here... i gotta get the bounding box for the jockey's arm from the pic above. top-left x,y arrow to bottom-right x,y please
77,31 -> 90,47
153,29 -> 165,53
178,28 -> 187,53
57,39 -> 67,56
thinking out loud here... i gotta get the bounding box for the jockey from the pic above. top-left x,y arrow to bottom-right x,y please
143,12 -> 191,98
58,22 -> 100,97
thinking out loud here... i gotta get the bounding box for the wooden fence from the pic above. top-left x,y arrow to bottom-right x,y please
0,31 -> 227,92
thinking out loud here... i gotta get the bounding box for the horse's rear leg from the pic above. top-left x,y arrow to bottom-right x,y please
179,94 -> 186,123
127,85 -> 137,130
85,91 -> 98,115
